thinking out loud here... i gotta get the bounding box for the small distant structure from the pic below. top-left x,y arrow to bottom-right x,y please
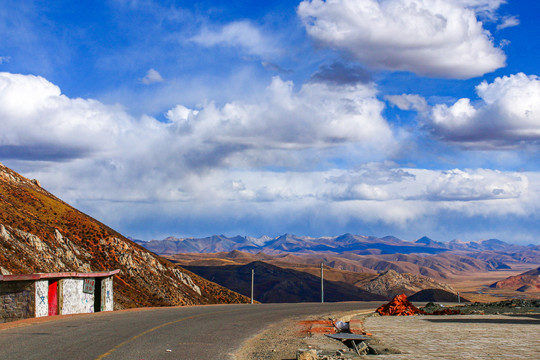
0,270 -> 119,323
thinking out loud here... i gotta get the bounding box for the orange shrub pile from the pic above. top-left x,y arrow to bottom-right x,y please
376,294 -> 426,316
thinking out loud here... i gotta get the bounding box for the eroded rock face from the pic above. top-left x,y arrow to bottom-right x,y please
0,225 -> 90,273
361,269 -> 455,298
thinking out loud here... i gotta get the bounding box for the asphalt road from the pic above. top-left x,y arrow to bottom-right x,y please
0,302 -> 379,360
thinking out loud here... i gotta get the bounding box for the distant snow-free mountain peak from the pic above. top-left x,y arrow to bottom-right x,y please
415,236 -> 447,248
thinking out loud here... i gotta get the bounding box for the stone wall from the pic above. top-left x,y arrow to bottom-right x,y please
0,281 -> 35,323
60,279 -> 94,315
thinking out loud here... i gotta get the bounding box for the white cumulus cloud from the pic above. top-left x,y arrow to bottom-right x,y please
297,0 -> 506,78
141,68 -> 164,84
165,76 -> 394,157
429,73 -> 540,148
0,72 -> 135,160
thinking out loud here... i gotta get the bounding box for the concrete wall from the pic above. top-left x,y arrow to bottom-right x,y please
35,280 -> 48,318
0,281 -> 35,323
60,278 -> 94,315
102,277 -> 113,312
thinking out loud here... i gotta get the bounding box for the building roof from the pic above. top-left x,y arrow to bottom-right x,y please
0,269 -> 120,282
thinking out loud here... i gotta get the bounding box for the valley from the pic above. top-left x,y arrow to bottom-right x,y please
143,235 -> 540,303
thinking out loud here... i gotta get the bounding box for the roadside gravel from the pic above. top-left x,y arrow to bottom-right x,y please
235,310 -> 375,360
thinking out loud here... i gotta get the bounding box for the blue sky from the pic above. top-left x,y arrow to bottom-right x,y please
1,0 -> 539,244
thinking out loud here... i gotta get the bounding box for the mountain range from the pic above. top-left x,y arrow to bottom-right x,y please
137,233 -> 540,282
137,233 -> 539,258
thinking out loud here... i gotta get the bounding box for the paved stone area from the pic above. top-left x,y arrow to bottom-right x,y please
363,314 -> 540,359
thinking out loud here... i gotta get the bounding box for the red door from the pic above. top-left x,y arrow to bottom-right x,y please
48,280 -> 58,316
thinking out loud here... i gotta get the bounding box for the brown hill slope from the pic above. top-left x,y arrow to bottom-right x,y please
0,162 -> 249,308
183,261 -> 386,303
408,289 -> 469,303
490,266 -> 540,292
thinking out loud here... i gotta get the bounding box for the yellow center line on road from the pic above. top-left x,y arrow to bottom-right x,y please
95,308 -> 244,360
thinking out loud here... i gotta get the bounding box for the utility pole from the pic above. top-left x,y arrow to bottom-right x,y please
251,268 -> 254,304
320,263 -> 324,303
457,292 -> 460,304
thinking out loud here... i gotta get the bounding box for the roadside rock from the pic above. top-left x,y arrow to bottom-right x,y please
452,299 -> 540,314
297,349 -> 319,360
421,302 -> 461,315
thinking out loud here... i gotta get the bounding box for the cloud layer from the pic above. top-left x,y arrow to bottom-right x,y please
3,71 -> 536,241
298,0 -> 506,78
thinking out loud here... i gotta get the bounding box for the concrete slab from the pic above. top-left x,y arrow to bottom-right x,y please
363,314 -> 540,359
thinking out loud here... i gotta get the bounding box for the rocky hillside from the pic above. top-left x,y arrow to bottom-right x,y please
354,269 -> 456,298
490,266 -> 540,293
0,162 -> 249,308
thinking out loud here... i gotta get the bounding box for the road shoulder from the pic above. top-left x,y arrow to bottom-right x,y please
235,310 -> 373,360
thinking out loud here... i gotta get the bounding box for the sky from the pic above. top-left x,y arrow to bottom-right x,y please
0,0 -> 539,244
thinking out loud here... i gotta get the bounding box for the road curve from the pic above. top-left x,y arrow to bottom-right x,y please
0,302 -> 379,360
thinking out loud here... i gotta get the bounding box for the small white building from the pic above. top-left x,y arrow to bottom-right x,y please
0,270 -> 119,323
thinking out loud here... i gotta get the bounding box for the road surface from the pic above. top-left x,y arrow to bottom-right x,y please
0,302 -> 379,360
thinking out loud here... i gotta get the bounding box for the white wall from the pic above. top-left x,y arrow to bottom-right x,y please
60,278 -> 94,315
35,280 -> 48,318
102,277 -> 113,311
